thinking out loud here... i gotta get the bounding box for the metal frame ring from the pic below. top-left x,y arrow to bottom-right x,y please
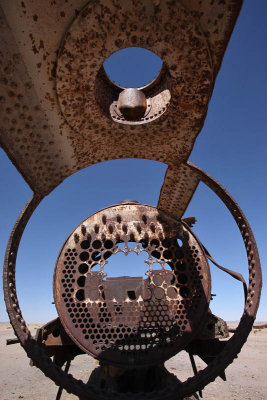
3,163 -> 262,400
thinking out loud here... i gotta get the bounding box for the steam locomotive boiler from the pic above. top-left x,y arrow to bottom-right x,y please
1,1 -> 261,399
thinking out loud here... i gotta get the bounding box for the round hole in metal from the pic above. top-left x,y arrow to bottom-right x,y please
103,47 -> 163,89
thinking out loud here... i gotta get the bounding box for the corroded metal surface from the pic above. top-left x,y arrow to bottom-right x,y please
3,165 -> 262,399
253,324 -> 267,329
0,0 -> 242,195
197,312 -> 229,340
0,6 -> 74,194
187,162 -> 262,316
158,163 -> 200,219
108,64 -> 171,125
54,203 -> 211,366
34,318 -> 84,366
179,0 -> 243,77
56,0 -> 213,166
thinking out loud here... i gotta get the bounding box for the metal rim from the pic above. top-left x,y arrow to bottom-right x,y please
3,163 -> 262,400
53,203 -> 211,367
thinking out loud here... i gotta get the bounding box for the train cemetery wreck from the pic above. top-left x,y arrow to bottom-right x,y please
1,1 -> 262,399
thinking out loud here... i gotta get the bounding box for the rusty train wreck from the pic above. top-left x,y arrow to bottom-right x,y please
1,1 -> 262,399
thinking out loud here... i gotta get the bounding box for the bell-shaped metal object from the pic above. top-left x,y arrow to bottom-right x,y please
118,88 -> 147,120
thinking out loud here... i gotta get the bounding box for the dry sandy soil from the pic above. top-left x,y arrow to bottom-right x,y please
0,323 -> 266,400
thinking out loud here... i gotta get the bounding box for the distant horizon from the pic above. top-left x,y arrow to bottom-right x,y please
1,320 -> 267,324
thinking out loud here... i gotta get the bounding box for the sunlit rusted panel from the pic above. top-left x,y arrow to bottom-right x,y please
158,164 -> 200,219
0,0 -> 242,194
0,6 -> 77,194
179,0 -> 243,76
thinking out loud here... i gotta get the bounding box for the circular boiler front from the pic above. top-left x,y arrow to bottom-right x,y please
53,203 -> 211,367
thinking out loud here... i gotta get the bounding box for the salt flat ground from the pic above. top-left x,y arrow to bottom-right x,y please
0,323 -> 266,400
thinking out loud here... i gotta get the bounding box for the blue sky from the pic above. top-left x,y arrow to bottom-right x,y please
0,1 -> 266,323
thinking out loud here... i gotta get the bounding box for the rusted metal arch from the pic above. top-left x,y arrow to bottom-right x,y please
3,163 -> 261,400
158,163 -> 200,219
0,0 -> 242,196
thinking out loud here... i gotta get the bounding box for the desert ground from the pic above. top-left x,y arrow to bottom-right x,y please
0,323 -> 266,400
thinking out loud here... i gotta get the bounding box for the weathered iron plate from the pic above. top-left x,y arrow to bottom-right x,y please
0,0 -> 242,194
56,0 -> 213,166
54,203 -> 211,366
158,163 -> 200,219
